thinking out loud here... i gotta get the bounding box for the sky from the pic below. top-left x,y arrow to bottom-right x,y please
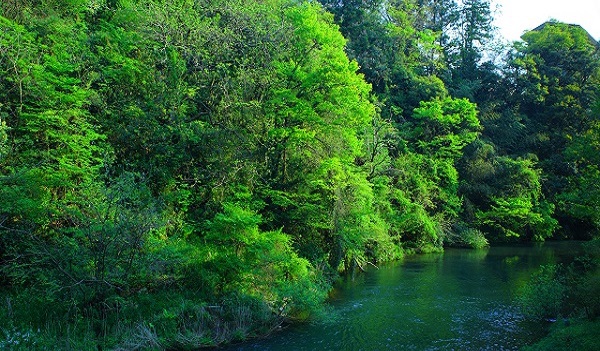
490,0 -> 600,42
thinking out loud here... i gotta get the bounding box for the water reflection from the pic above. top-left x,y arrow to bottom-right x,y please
223,242 -> 584,351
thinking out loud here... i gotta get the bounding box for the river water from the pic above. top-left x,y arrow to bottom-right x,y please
224,242 -> 584,351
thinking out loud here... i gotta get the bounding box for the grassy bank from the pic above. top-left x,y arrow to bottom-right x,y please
523,319 -> 600,351
0,289 -> 298,350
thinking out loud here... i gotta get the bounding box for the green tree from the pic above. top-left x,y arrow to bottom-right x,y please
203,200 -> 327,314
446,0 -> 496,99
318,0 -> 392,93
560,119 -> 600,238
458,140 -> 558,241
319,0 -> 448,121
410,97 -> 481,158
260,2 -> 395,270
391,97 -> 481,250
511,21 -> 600,159
506,21 -> 600,236
0,14 -> 105,262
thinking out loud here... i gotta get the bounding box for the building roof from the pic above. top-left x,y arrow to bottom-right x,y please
525,21 -> 599,48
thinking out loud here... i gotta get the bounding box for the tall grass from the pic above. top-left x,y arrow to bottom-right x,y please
0,290 -> 288,350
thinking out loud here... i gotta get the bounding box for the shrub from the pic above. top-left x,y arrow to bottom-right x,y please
444,224 -> 489,249
517,264 -> 567,320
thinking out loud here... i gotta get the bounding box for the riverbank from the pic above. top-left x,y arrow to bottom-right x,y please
2,241 -> 597,350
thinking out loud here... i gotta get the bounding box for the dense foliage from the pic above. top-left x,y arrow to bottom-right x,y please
1,0 -> 598,349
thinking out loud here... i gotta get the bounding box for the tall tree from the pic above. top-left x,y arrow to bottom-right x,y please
392,97 -> 481,250
0,14 -> 105,243
506,21 -> 600,235
509,21 -> 600,158
458,140 -> 558,241
560,115 -> 600,238
445,0 -> 496,99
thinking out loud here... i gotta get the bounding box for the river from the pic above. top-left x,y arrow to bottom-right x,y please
223,242 -> 584,351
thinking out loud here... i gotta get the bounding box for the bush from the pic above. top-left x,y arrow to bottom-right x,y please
517,264 -> 568,320
519,241 -> 600,350
444,224 -> 489,249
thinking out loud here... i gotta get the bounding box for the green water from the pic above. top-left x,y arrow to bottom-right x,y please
224,242 -> 584,351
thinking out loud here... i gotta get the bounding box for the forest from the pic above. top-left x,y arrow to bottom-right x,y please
1,0 -> 599,349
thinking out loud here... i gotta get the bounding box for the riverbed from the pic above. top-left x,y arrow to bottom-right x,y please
223,242 -> 584,351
